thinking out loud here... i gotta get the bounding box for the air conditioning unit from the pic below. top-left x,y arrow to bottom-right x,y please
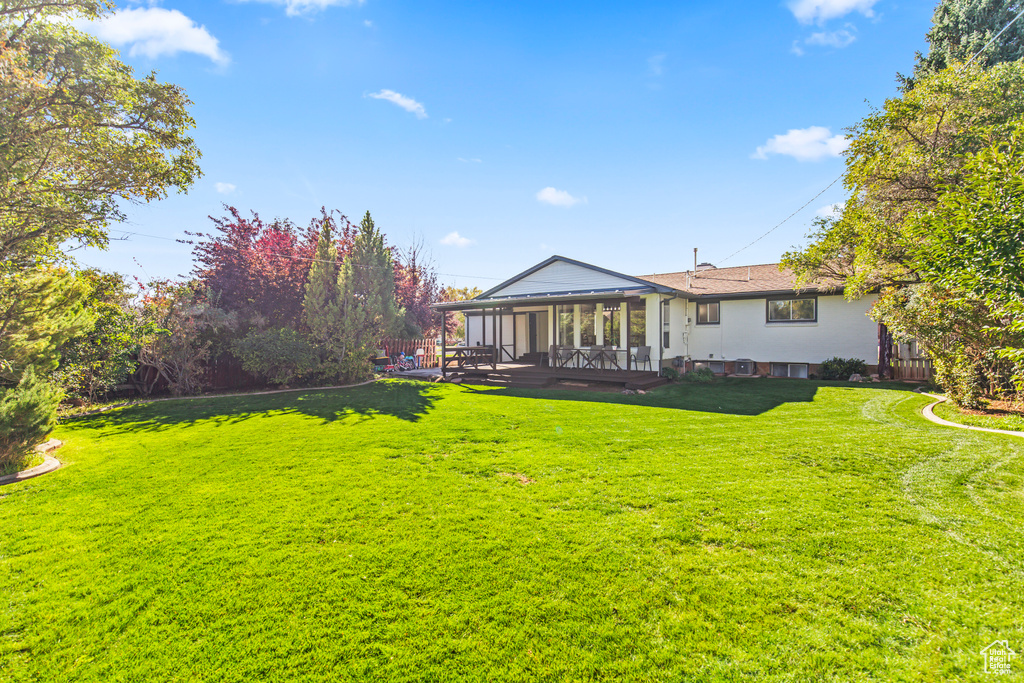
735,359 -> 755,376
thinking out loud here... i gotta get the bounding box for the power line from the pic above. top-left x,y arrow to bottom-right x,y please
963,5 -> 1024,68
718,6 -> 1024,268
717,174 -> 843,266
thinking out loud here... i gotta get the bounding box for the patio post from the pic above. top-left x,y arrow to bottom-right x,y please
441,310 -> 447,378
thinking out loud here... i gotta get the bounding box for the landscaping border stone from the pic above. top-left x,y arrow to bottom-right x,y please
0,439 -> 63,487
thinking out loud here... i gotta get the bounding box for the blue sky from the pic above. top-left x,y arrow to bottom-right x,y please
76,0 -> 935,291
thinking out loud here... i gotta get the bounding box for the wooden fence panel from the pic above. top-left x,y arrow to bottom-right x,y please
380,338 -> 439,368
893,357 -> 933,381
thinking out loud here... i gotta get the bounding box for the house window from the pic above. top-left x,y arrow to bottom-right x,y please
603,305 -> 620,346
767,297 -> 816,322
628,300 -> 646,347
696,301 -> 720,325
557,304 -> 574,345
770,363 -> 809,378
580,303 -> 597,346
693,360 -> 725,374
662,300 -> 670,348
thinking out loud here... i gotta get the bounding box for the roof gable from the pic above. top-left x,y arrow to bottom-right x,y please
479,256 -> 663,299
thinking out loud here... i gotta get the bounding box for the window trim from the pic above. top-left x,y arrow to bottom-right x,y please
696,301 -> 721,325
765,296 -> 817,323
770,362 -> 809,378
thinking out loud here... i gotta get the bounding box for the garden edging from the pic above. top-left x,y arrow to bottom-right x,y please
0,439 -> 64,487
919,391 -> 1024,439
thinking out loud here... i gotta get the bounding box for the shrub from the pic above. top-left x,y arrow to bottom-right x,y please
0,368 -> 62,467
232,328 -> 320,385
681,367 -> 715,384
661,367 -> 680,381
819,357 -> 869,381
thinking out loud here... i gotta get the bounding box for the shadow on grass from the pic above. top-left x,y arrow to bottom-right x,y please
65,380 -> 441,434
457,377 -> 920,416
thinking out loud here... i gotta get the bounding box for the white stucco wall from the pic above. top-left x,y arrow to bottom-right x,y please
684,293 -> 879,364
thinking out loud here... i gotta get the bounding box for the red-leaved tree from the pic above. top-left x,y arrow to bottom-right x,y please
190,206 -> 354,330
393,238 -> 441,338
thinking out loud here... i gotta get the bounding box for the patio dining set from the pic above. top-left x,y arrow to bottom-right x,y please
547,345 -> 653,372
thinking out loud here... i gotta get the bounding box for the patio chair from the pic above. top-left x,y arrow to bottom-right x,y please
603,345 -> 620,370
631,346 -> 652,371
549,344 -> 561,368
586,346 -> 603,369
557,346 -> 575,369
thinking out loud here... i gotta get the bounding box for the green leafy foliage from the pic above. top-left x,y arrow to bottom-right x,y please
818,357 -> 869,381
681,367 -> 714,383
232,328 -> 320,385
0,367 -> 61,466
0,268 -> 92,385
0,1 -> 201,263
911,0 -> 1024,83
54,271 -> 154,401
335,212 -> 402,382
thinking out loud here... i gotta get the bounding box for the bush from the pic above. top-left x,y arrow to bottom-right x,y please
1,368 -> 62,467
681,367 -> 715,384
661,367 -> 680,381
232,328 -> 320,385
819,357 -> 869,381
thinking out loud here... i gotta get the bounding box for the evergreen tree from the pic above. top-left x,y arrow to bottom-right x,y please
336,212 -> 401,381
302,217 -> 343,350
911,0 -> 1024,83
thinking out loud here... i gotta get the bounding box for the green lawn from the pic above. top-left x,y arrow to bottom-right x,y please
934,399 -> 1024,433
2,379 -> 1022,681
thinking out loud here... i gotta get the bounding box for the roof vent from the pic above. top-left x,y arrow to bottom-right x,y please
696,262 -> 716,271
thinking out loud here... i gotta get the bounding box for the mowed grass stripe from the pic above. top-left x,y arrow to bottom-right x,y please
1,379 -> 1022,681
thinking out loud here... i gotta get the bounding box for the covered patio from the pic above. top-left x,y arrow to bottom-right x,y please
432,256 -> 685,387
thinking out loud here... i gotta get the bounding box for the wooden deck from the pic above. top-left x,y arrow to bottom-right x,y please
448,362 -> 666,391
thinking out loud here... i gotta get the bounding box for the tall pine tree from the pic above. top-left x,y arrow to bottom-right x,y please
302,217 -> 343,354
336,212 -> 401,381
911,0 -> 1024,82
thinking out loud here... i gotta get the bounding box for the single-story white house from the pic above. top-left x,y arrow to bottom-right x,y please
433,255 -> 887,378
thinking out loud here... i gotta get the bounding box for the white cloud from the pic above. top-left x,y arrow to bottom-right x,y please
215,182 -> 236,194
78,8 -> 229,66
648,53 -> 666,76
536,187 -> 586,207
788,0 -> 879,25
806,28 -> 856,48
440,231 -> 473,248
366,89 -> 427,119
752,126 -> 849,161
817,202 -> 844,219
790,40 -> 805,57
237,0 -> 364,18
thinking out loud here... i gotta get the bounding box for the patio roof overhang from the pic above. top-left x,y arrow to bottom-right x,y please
431,286 -> 677,312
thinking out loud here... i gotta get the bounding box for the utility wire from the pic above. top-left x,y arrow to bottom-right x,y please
717,6 -> 1024,268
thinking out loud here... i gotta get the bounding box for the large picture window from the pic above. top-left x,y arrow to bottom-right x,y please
767,297 -> 816,322
696,301 -> 720,325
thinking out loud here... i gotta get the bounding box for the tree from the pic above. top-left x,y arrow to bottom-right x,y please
911,0 -> 1024,83
192,207 -> 352,330
783,63 -> 1024,405
335,212 -> 401,381
54,270 -> 154,402
231,328 -> 319,386
0,1 -> 201,263
135,280 -> 235,396
0,367 -> 62,468
302,216 -> 343,351
439,286 -> 482,341
393,238 -> 441,338
0,268 -> 92,385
